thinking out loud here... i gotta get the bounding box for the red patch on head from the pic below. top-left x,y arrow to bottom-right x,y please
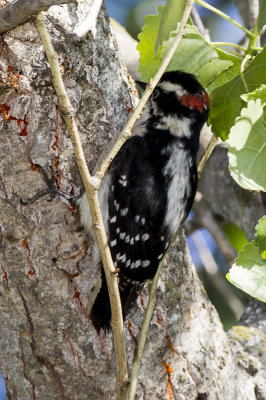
179,91 -> 209,113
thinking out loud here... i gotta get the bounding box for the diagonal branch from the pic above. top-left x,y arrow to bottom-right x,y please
34,12 -> 128,400
0,0 -> 75,33
128,260 -> 164,400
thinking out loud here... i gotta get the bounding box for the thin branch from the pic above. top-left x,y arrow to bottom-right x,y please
0,0 -> 75,33
240,54 -> 252,92
34,12 -> 128,400
197,134 -> 219,177
94,0 -> 196,183
127,3 -> 196,398
195,0 -> 254,38
128,261 -> 164,400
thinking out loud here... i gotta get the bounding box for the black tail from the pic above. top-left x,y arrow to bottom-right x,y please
89,268 -> 112,333
89,267 -> 143,333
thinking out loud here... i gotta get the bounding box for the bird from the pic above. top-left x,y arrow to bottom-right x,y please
78,70 -> 209,332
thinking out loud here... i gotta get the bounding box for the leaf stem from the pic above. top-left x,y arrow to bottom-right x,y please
210,41 -> 246,52
240,54 -> 251,92
195,0 -> 254,38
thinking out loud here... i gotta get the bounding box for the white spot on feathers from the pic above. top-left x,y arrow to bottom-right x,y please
135,215 -> 140,222
142,260 -> 150,267
120,208 -> 128,216
142,233 -> 149,241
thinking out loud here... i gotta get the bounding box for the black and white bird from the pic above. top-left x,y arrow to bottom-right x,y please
79,70 -> 209,332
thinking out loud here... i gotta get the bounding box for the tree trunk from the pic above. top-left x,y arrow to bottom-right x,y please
0,3 -> 265,400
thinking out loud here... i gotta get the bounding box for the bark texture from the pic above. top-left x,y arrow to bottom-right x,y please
0,4 -> 133,399
0,2 -> 265,400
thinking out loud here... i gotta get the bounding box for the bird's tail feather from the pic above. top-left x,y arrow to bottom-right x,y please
89,266 -> 143,333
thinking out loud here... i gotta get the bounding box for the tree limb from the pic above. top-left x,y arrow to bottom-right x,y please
34,11 -> 128,400
0,0 -> 76,33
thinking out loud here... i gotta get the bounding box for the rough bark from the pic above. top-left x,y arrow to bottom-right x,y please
0,4 -> 133,399
0,3 -> 265,400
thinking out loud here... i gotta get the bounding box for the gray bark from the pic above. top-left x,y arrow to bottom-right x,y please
0,2 -> 265,400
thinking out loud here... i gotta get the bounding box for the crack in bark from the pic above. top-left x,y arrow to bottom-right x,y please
0,227 -> 9,289
53,259 -> 91,321
19,333 -> 37,400
17,286 -> 71,399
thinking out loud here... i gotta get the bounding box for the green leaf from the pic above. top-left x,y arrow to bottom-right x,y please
209,46 -> 266,140
255,215 -> 266,252
197,59 -> 233,89
154,0 -> 186,56
228,100 -> 266,191
241,84 -> 266,107
138,5 -> 165,82
161,24 -> 219,77
258,0 -> 266,32
227,241 -> 266,302
138,7 -> 231,86
205,49 -> 242,94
